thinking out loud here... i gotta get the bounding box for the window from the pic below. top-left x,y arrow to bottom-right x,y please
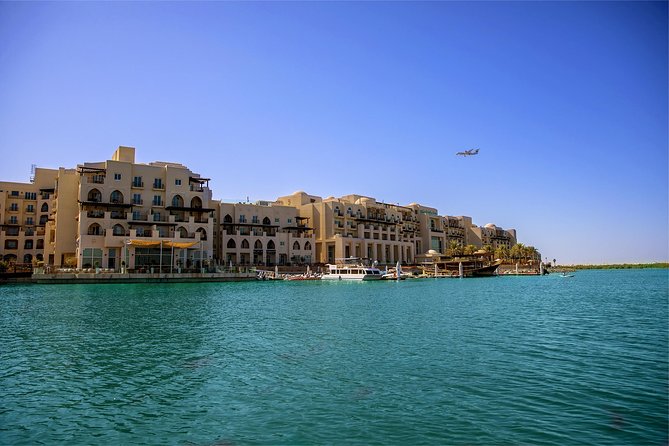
287,218 -> 292,224
152,195 -> 162,206
275,218 -> 280,223
26,192 -> 37,200
305,241 -> 312,250
153,178 -> 163,189
9,216 -> 18,224
24,240 -> 33,249
41,203 -> 48,212
112,224 -> 125,236
133,176 -> 143,188
153,212 -> 161,222
27,205 -> 34,212
26,217 -> 33,225
88,223 -> 102,235
114,173 -> 122,180
252,216 -> 259,224
6,227 -> 19,236
10,203 -> 18,211
239,215 -> 246,223
36,239 -> 44,249
10,191 -> 18,196
227,239 -> 236,249
132,211 -> 141,220
132,194 -> 142,205
172,195 -> 184,207
82,248 -> 103,268
293,241 -> 300,250
5,240 -> 18,249
87,189 -> 102,202
241,239 -> 249,249
175,179 -> 182,185
110,190 -> 123,203
39,215 -> 48,225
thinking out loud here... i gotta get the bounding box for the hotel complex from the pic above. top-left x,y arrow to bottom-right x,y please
0,147 -> 521,270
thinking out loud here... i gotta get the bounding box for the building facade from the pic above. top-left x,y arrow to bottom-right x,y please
0,146 -> 526,269
0,168 -> 57,264
277,192 -> 419,265
219,200 -> 314,266
74,146 -> 215,271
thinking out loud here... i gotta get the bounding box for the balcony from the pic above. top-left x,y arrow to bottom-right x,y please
110,211 -> 127,220
152,182 -> 165,190
87,211 -> 105,219
132,181 -> 144,189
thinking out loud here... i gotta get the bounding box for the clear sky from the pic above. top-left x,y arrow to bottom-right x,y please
0,1 -> 667,264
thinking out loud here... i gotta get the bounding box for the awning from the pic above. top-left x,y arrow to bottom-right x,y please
126,239 -> 200,248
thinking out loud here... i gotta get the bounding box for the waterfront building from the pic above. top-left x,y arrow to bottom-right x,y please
467,223 -> 517,251
0,146 -> 525,270
218,200 -> 315,266
0,168 -> 58,264
74,146 -> 215,271
276,191 -> 419,265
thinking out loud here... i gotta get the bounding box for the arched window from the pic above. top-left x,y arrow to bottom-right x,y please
112,224 -> 125,236
87,189 -> 102,202
227,239 -> 236,249
110,190 -> 124,204
191,197 -> 202,209
88,223 -> 101,235
224,214 -> 233,223
177,226 -> 188,238
293,241 -> 300,250
267,240 -> 275,250
304,241 -> 312,251
196,227 -> 207,240
262,216 -> 271,225
241,239 -> 249,249
41,203 -> 48,212
254,240 -> 262,249
172,195 -> 184,207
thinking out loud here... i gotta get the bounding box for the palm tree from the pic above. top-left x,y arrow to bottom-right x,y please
510,243 -> 524,262
463,244 -> 477,255
495,246 -> 510,261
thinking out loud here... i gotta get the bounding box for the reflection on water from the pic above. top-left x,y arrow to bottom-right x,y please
1,270 -> 667,445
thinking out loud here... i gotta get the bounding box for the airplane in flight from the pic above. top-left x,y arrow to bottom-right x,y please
456,148 -> 480,156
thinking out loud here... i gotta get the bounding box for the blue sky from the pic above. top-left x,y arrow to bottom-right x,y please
0,1 -> 667,264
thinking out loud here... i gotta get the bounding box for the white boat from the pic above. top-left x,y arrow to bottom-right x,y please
321,258 -> 384,281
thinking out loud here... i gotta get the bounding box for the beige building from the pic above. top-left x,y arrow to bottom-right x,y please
72,146 -> 215,271
0,168 -> 58,264
219,200 -> 315,266
467,223 -> 517,251
277,191 -> 419,265
0,147 -> 523,269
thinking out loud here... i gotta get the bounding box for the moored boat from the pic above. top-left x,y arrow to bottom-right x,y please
321,258 -> 384,281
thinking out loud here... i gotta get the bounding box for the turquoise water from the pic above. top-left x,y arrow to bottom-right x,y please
1,269 -> 667,445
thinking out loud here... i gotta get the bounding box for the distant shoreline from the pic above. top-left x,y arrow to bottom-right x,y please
554,263 -> 668,270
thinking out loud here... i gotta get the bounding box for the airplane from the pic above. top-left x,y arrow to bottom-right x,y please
456,148 -> 479,156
